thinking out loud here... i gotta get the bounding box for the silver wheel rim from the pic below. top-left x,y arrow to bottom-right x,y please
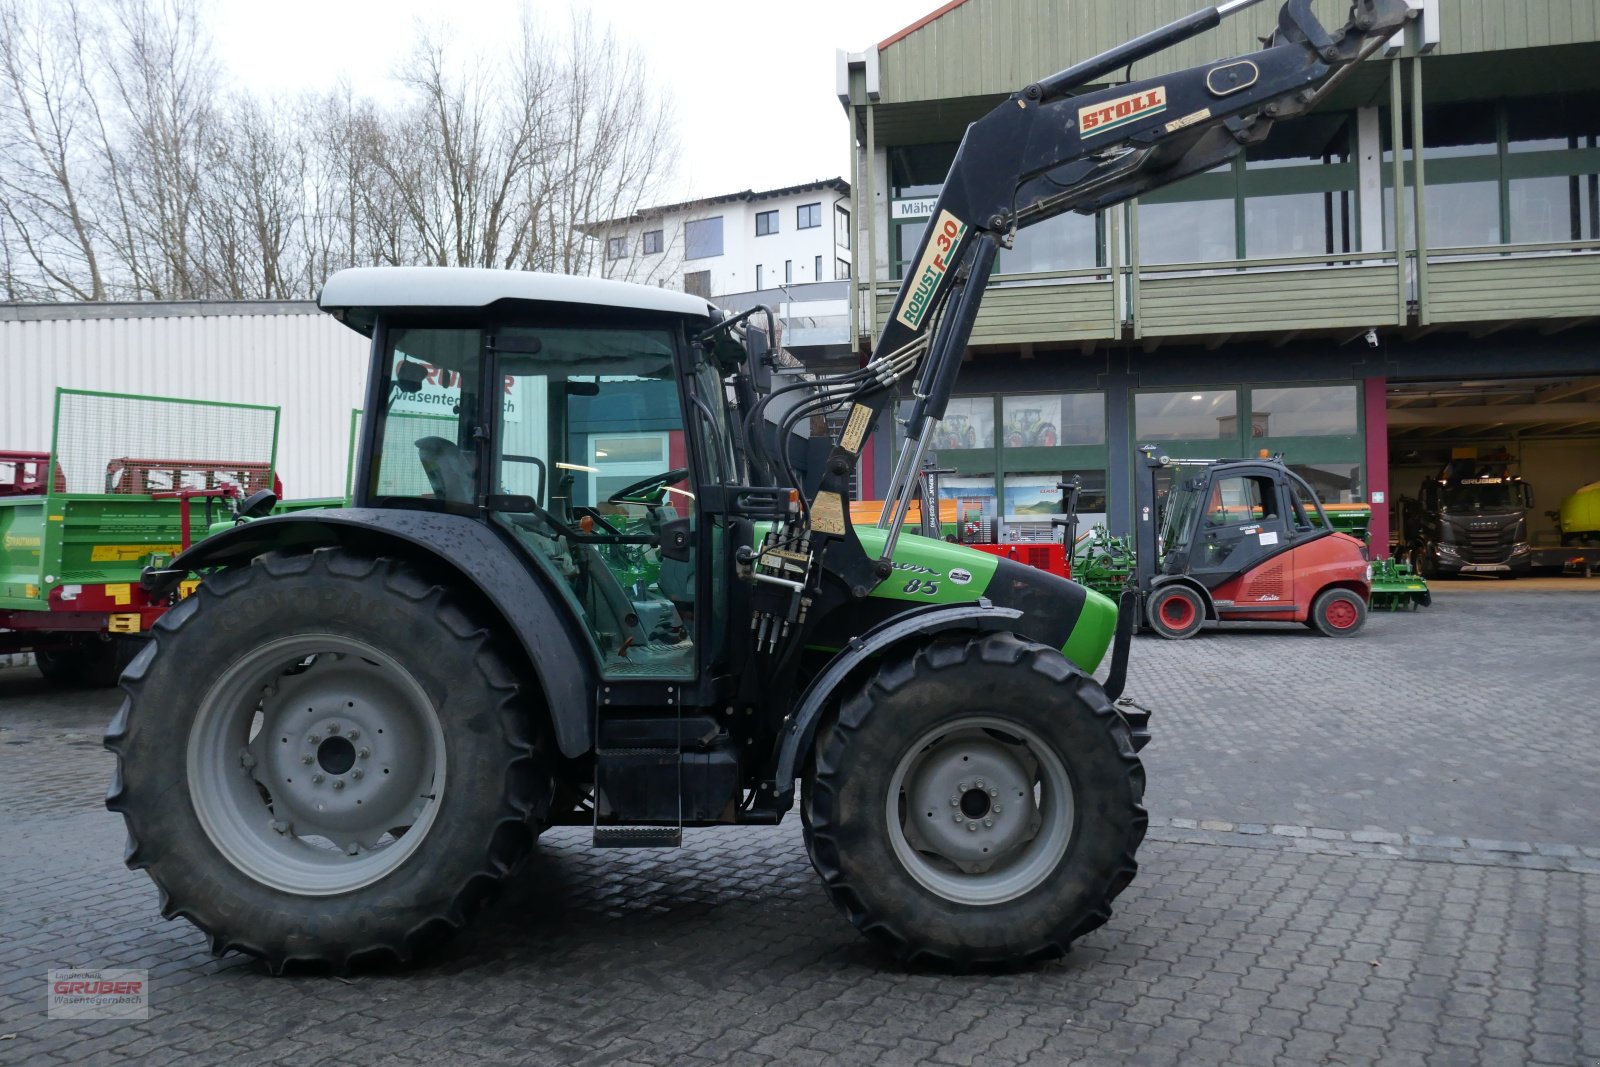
886,715 -> 1075,906
186,634 -> 447,896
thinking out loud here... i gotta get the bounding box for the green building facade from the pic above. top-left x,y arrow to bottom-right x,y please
838,0 -> 1600,552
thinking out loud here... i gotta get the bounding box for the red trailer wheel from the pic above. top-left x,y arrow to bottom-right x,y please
1146,586 -> 1204,640
1311,588 -> 1367,637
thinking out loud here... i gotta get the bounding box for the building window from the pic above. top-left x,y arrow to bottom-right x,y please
642,229 -> 663,255
797,202 -> 822,229
784,260 -> 793,285
932,397 -> 995,450
755,265 -> 764,290
1002,393 -> 1105,447
836,257 -> 850,280
683,270 -> 711,298
606,236 -> 628,260
814,255 -> 822,278
1246,385 -> 1358,437
756,210 -> 778,237
1135,390 -> 1239,441
835,204 -> 851,248
684,217 -> 724,260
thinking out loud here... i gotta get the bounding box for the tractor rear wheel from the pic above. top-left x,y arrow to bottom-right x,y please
804,632 -> 1146,967
1310,587 -> 1367,637
1146,585 -> 1205,639
105,548 -> 554,973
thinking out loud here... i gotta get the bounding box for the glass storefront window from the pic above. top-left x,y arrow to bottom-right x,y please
1135,390 -> 1238,441
1291,462 -> 1363,504
931,397 -> 994,450
1002,212 -> 1100,273
1241,114 -> 1355,258
892,219 -> 927,280
1139,196 -> 1234,265
1425,181 -> 1501,250
1245,192 -> 1351,258
1001,393 -> 1104,447
1247,385 -> 1359,437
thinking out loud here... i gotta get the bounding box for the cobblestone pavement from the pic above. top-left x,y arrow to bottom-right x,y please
1,583 -> 1598,1066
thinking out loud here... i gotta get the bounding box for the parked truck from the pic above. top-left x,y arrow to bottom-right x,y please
1406,459 -> 1534,578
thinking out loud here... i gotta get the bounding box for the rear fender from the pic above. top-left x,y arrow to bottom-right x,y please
145,509 -> 596,759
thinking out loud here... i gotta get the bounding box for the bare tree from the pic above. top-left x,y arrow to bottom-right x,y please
0,0 -> 684,302
0,0 -> 107,299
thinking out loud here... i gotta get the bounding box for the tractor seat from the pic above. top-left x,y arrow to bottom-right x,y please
415,436 -> 477,503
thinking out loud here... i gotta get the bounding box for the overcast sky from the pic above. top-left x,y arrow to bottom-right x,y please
211,0 -> 940,203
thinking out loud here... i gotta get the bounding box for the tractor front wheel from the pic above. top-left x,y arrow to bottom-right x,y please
1310,587 -> 1367,637
105,548 -> 553,972
1146,585 -> 1205,639
804,632 -> 1146,967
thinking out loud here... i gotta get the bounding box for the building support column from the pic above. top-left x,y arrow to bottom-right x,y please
1364,375 -> 1391,556
1104,355 -> 1135,537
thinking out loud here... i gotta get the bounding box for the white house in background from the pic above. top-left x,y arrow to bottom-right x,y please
582,178 -> 854,363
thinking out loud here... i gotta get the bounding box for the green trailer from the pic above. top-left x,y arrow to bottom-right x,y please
1,389 -> 281,685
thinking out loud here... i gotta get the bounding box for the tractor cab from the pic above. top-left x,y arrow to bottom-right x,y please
324,267 -> 749,683
1136,449 -> 1371,638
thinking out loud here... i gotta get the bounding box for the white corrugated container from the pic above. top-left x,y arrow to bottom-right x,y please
0,301 -> 369,499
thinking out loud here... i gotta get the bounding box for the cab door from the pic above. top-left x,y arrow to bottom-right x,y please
1186,472 -> 1292,589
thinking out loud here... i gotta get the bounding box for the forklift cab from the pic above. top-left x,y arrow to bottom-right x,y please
1157,460 -> 1327,590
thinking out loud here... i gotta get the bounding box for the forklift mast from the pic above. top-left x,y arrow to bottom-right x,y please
742,0 -> 1413,623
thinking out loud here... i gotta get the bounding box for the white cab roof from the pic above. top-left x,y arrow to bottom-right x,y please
318,266 -> 718,334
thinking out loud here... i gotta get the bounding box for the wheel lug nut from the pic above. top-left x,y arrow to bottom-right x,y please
308,734 -> 321,745
958,782 -> 969,792
346,729 -> 359,741
351,769 -> 363,781
345,843 -> 360,856
988,787 -> 998,797
949,796 -> 960,806
238,750 -> 256,769
967,822 -> 978,832
358,748 -> 370,759
332,779 -> 345,790
975,779 -> 985,789
327,722 -> 341,734
953,814 -> 963,823
301,755 -> 314,765
311,773 -> 324,784
993,803 -> 1003,813
983,818 -> 993,828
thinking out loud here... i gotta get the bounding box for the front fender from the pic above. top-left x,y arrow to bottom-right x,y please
145,509 -> 596,759
769,602 -> 1024,802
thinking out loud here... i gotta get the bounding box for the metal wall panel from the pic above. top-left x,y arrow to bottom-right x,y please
0,308 -> 369,499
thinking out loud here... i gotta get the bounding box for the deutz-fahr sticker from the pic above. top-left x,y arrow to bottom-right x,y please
895,210 -> 968,330
1079,86 -> 1167,138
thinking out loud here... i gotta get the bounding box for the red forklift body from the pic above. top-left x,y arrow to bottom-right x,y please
1208,531 -> 1368,625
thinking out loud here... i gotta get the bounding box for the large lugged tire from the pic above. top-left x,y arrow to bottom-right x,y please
804,632 -> 1147,967
104,548 -> 554,973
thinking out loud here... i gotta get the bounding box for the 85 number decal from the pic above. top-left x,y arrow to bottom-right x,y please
902,578 -> 940,596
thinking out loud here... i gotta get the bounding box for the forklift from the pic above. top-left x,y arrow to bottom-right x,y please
107,0 -> 1413,972
1134,448 -> 1372,638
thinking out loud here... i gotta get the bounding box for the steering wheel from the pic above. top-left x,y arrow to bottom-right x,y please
608,467 -> 690,505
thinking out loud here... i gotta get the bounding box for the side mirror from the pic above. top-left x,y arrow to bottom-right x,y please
237,488 -> 277,519
395,360 -> 428,395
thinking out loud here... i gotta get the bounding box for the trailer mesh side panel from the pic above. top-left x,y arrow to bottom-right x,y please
51,390 -> 280,496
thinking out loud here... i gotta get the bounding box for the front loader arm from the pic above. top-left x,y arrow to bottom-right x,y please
740,0 -> 1412,671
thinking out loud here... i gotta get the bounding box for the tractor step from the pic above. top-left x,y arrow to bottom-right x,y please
592,826 -> 683,848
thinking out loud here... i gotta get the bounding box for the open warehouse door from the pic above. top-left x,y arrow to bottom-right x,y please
1387,376 -> 1600,579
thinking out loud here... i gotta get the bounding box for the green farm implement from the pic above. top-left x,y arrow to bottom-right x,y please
1,389 -> 281,685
